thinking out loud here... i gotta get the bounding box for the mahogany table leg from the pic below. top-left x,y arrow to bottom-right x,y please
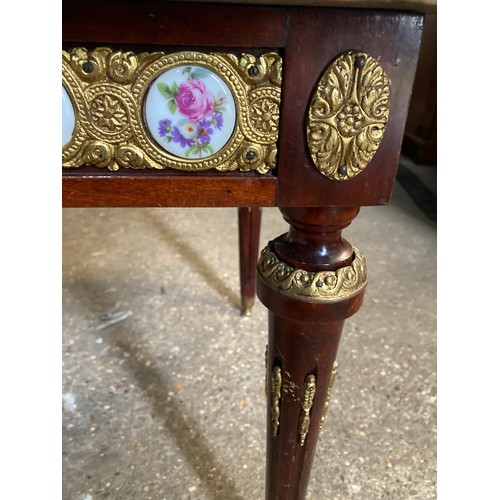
257,207 -> 367,500
238,206 -> 262,315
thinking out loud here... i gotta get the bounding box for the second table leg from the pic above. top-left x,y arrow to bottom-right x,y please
238,206 -> 262,315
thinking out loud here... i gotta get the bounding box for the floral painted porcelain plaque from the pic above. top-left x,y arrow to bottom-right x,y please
62,85 -> 76,147
62,48 -> 281,172
144,65 -> 237,159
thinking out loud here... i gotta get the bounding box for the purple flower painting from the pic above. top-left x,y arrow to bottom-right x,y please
197,119 -> 214,144
155,66 -> 230,158
158,119 -> 172,137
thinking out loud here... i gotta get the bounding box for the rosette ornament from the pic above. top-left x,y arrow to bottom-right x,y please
307,51 -> 391,181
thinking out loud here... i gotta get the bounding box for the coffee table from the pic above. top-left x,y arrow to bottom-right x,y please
62,1 -> 435,497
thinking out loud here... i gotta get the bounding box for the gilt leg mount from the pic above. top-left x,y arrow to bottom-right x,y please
257,207 -> 367,500
258,243 -> 366,445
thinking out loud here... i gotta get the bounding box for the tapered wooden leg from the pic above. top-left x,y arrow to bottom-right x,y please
238,207 -> 262,315
257,207 -> 367,500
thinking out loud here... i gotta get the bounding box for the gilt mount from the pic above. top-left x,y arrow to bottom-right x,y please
307,51 -> 391,181
257,245 -> 367,303
62,48 -> 282,174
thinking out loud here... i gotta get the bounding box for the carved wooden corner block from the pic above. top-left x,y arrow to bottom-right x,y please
277,9 -> 424,208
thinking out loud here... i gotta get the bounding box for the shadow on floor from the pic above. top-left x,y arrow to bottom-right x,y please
142,210 -> 242,311
65,278 -> 245,500
114,331 -> 246,500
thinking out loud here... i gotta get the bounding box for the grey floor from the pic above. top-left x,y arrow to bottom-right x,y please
62,161 -> 436,500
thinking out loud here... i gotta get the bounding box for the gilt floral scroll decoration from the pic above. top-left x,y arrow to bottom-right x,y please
298,374 -> 316,446
307,51 -> 391,181
257,245 -> 367,303
271,365 -> 282,437
62,48 -> 282,173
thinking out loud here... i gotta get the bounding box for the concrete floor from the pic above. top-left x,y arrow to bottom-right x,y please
62,164 -> 436,499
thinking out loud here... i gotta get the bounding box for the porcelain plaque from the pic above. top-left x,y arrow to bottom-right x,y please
144,65 -> 236,159
62,85 -> 76,147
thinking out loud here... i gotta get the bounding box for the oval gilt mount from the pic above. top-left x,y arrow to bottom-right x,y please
307,51 -> 391,181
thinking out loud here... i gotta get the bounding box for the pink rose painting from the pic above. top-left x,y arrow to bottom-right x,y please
176,79 -> 215,123
156,66 -> 228,158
